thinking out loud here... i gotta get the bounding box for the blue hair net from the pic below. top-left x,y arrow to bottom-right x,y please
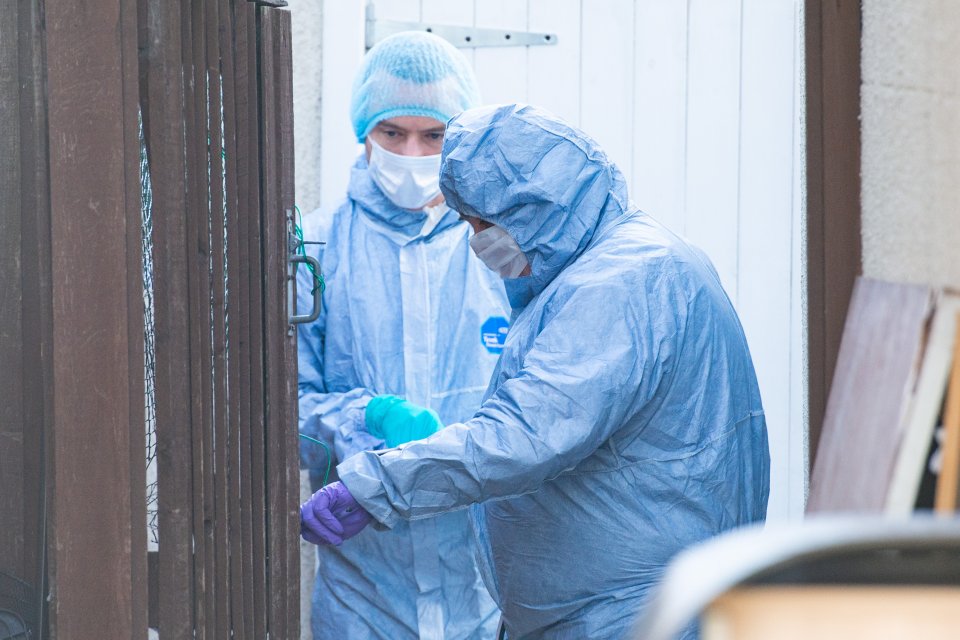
350,32 -> 481,142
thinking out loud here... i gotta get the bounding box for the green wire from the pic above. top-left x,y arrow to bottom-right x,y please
294,207 -> 329,486
293,204 -> 325,295
298,432 -> 333,486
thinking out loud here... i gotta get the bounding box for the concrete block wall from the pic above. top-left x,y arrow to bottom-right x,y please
288,6 -> 322,638
861,0 -> 960,287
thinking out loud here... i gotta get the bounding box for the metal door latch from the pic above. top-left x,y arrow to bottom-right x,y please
287,209 -> 323,330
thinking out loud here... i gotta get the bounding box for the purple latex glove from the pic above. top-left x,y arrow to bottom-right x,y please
300,481 -> 373,546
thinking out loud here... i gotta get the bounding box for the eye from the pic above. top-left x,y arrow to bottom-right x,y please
382,129 -> 399,138
427,132 -> 444,141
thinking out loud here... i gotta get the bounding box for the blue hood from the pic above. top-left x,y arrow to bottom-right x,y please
439,104 -> 631,303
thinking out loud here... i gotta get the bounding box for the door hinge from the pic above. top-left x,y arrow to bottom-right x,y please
365,3 -> 558,50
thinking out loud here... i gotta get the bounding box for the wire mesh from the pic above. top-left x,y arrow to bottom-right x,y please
0,572 -> 34,639
140,112 -> 159,549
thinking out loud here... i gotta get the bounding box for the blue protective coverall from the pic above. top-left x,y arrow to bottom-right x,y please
297,155 -> 509,639
337,104 -> 771,640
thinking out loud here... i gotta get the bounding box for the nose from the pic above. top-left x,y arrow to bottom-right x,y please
400,137 -> 436,157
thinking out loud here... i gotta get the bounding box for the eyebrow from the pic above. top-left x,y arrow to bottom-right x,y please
377,122 -> 445,135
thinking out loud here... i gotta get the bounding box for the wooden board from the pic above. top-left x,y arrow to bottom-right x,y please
140,0 -> 196,634
934,315 -> 960,512
807,277 -> 935,512
14,0 -> 54,631
44,0 -> 141,634
0,0 -> 26,582
886,293 -> 960,513
259,8 -> 300,638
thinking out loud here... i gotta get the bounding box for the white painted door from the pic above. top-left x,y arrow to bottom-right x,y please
309,0 -> 805,522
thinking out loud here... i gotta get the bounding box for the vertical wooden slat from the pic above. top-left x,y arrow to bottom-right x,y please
0,0 -> 26,583
275,12 -> 301,636
259,8 -> 299,636
122,0 -> 149,633
141,0 -> 196,635
17,0 -> 53,632
805,0 -> 863,464
246,4 -> 270,636
204,0 -> 234,634
277,11 -> 300,637
231,2 -> 261,635
44,0 -> 140,634
257,10 -> 283,636
220,0 -> 250,636
182,0 -> 217,635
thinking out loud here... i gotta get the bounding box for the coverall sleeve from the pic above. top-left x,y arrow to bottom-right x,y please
337,280 -> 676,528
296,235 -> 384,471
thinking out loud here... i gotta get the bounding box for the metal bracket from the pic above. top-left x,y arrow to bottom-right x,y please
365,4 -> 558,50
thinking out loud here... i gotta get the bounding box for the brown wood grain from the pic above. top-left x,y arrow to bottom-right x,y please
259,8 -> 300,636
230,1 -> 266,638
246,4 -> 270,635
934,315 -> 960,512
43,0 -> 141,633
0,0 -> 26,583
16,1 -> 54,632
807,278 -> 934,512
8,0 -> 299,634
140,0 -> 196,634
804,0 -> 863,467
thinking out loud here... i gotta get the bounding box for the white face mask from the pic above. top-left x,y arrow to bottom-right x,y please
367,138 -> 442,210
468,225 -> 529,279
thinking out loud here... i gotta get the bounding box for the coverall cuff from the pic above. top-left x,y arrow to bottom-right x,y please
337,452 -> 402,529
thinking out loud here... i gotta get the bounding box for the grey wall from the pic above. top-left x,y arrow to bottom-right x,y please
288,5 -> 323,636
290,0 -> 324,215
861,0 -> 960,287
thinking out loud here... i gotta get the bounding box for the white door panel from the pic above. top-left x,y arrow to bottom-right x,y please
685,0 -> 743,305
422,0 -> 476,64
632,1 -> 688,234
581,0 -> 636,180
475,1 -> 529,105
313,0 -> 806,521
528,0 -> 582,124
737,0 -> 802,519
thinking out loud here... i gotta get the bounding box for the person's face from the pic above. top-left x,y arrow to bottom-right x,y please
364,116 -> 446,159
459,214 -> 494,236
365,116 -> 447,209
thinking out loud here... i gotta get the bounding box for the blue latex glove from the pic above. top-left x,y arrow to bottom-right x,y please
300,481 -> 373,546
365,395 -> 444,447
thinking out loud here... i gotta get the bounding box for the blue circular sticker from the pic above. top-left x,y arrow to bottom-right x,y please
481,316 -> 510,354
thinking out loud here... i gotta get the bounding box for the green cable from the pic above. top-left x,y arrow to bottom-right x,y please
298,432 -> 333,486
293,204 -> 325,295
294,207 -> 329,486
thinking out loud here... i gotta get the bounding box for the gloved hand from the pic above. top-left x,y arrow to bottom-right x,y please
365,394 -> 444,447
300,481 -> 373,546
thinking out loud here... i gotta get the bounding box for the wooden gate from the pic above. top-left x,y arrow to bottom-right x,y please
0,0 -> 300,637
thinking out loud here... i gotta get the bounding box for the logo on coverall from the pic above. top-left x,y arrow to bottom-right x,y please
481,316 -> 510,354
